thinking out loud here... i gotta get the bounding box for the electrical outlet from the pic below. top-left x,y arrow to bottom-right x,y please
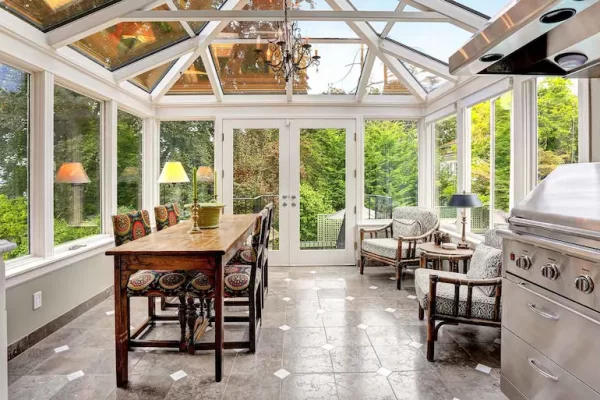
33,291 -> 42,310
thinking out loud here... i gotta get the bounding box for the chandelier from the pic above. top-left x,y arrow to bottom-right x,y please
254,0 -> 321,83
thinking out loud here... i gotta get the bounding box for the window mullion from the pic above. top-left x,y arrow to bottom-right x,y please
489,99 -> 496,229
456,104 -> 471,233
102,100 -> 118,235
30,71 -> 55,258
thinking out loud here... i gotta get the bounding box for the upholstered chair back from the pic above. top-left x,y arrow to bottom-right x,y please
483,229 -> 503,250
263,203 -> 274,248
112,210 -> 152,246
391,207 -> 439,239
154,203 -> 181,231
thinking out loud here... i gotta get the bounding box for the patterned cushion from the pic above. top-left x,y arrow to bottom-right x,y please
483,229 -> 503,250
186,265 -> 261,298
229,245 -> 254,265
127,270 -> 188,296
154,203 -> 181,231
392,218 -> 422,239
466,244 -> 502,296
112,210 -> 152,246
362,238 -> 420,260
415,269 -> 500,321
392,207 -> 439,235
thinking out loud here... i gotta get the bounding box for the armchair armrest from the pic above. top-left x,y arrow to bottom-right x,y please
360,222 -> 393,240
428,274 -> 502,322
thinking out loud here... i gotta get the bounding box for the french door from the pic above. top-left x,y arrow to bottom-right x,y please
223,119 -> 356,266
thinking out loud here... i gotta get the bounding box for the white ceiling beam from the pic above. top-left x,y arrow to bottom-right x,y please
47,0 -> 158,48
379,39 -> 457,82
380,0 -> 408,38
165,0 -> 195,38
151,0 -> 246,102
113,37 -> 199,82
383,55 -> 427,100
200,46 -> 223,102
122,10 -> 449,23
406,0 -> 487,33
324,0 -> 426,102
356,52 -> 375,102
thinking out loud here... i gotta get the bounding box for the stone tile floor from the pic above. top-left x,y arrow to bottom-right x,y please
8,266 -> 507,400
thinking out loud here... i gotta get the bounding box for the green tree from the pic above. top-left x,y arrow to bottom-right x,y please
117,110 -> 143,212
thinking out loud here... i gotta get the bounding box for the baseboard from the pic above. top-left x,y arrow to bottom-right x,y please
7,286 -> 113,361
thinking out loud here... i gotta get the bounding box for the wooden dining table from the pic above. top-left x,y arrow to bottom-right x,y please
105,214 -> 257,388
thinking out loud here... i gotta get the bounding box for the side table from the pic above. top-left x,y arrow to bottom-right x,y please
418,242 -> 474,273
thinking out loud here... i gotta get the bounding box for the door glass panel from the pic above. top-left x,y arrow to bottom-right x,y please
233,128 -> 280,250
299,128 -> 346,250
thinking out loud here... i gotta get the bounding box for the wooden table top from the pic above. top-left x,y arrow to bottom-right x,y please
418,242 -> 474,257
106,214 -> 257,257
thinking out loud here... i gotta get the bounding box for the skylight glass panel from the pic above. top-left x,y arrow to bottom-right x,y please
349,0 -> 401,11
367,56 -> 410,95
294,44 -> 365,95
387,23 -> 472,63
402,61 -> 447,93
129,61 -> 175,93
168,56 -> 213,95
71,5 -> 189,71
211,43 -> 286,95
172,0 -> 227,33
448,0 -> 508,18
219,21 -> 280,39
0,0 -> 119,31
242,0 -> 328,9
296,21 -> 358,39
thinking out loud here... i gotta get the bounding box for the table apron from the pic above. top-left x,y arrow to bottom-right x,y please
118,255 -> 219,272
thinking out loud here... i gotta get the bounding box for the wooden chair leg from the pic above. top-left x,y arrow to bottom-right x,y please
426,319 -> 436,361
396,265 -> 402,290
359,255 -> 365,275
187,296 -> 197,355
264,259 -> 269,294
148,298 -> 156,323
178,293 -> 187,352
160,297 -> 167,311
248,290 -> 257,353
418,304 -> 424,320
206,299 -> 212,327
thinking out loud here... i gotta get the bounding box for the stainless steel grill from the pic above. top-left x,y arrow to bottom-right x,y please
498,163 -> 600,400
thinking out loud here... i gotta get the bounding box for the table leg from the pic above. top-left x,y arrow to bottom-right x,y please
214,256 -> 224,382
420,254 -> 425,269
114,257 -> 131,388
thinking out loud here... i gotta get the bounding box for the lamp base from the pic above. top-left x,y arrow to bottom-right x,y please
457,242 -> 470,249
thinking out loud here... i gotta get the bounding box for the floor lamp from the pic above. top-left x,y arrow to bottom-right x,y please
158,161 -> 190,204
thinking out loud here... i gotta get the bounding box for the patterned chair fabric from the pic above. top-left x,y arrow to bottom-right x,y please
154,203 -> 181,231
466,243 -> 503,296
229,208 -> 270,265
112,210 -> 152,246
415,269 -> 501,321
392,219 -> 422,239
483,229 -> 503,250
362,238 -> 421,260
392,207 -> 439,239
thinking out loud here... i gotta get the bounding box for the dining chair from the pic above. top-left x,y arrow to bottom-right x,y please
186,209 -> 268,353
112,209 -> 188,351
155,203 -> 182,311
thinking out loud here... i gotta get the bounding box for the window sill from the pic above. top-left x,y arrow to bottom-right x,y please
5,235 -> 114,289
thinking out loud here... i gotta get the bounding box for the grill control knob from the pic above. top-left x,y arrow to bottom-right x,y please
575,275 -> 594,294
516,255 -> 532,270
541,264 -> 559,280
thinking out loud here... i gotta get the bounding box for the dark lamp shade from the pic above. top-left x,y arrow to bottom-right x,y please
447,193 -> 482,208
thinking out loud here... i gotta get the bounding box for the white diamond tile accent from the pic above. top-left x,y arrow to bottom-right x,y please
67,371 -> 84,381
409,341 -> 423,349
206,326 -> 213,331
389,277 -> 397,281
105,310 -> 115,316
170,370 -> 188,381
310,271 -> 317,274
54,345 -> 69,353
282,297 -> 292,302
274,369 -> 291,379
384,308 -> 396,313
337,278 -> 345,281
312,287 -> 321,291
234,348 -> 245,353
377,367 -> 392,377
316,309 -> 326,314
279,325 -> 291,331
407,295 -> 417,300
369,286 -> 378,290
345,296 -> 355,301
494,338 -> 501,345
322,344 -> 335,351
284,278 -> 292,282
357,324 -> 369,330
475,364 -> 492,374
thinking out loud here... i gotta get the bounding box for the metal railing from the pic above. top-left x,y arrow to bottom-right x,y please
364,194 -> 393,220
233,195 -> 279,214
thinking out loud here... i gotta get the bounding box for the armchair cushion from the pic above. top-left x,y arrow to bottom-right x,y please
392,219 -> 422,239
466,243 -> 502,296
392,207 -> 438,239
362,238 -> 420,260
415,269 -> 500,321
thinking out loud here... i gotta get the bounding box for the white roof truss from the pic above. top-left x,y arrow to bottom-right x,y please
406,0 -> 488,33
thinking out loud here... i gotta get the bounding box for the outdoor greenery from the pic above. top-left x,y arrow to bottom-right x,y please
0,58 -> 582,261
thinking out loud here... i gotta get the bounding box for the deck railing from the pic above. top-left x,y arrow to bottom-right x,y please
364,194 -> 393,219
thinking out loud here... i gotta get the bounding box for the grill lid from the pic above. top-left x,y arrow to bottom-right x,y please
510,163 -> 600,248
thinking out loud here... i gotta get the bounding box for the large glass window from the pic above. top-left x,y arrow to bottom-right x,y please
54,86 -> 101,245
537,77 -> 579,181
434,115 -> 458,227
364,120 -> 418,219
117,110 -> 143,213
470,100 -> 491,233
0,64 -> 30,260
160,121 -> 215,218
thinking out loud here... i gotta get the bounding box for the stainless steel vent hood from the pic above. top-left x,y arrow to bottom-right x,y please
449,0 -> 600,78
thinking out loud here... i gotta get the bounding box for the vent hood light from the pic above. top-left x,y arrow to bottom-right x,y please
555,52 -> 588,69
539,8 -> 576,24
480,53 -> 504,63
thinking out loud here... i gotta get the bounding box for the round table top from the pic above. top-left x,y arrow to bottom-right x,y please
419,242 -> 474,257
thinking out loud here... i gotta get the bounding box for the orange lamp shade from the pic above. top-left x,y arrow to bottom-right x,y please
55,162 -> 91,184
196,166 -> 215,183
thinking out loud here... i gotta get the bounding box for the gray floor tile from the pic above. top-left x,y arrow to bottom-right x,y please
164,375 -> 228,400
281,374 -> 338,400
283,347 -> 333,374
222,372 -> 281,400
324,327 -> 371,347
335,373 -> 396,400
29,348 -> 104,376
329,346 -> 381,373
8,375 -> 69,400
49,374 -> 115,400
283,327 -> 328,348
374,345 -> 432,372
365,325 -> 411,347
8,347 -> 54,376
388,370 -> 455,400
286,310 -> 325,328
107,374 -> 174,400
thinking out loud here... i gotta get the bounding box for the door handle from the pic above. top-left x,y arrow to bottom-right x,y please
282,202 -> 288,207
291,195 -> 297,200
282,195 -> 288,199
291,203 -> 297,207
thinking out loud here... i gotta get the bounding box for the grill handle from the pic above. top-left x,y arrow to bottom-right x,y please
509,217 -> 600,241
527,303 -> 559,321
528,358 -> 559,382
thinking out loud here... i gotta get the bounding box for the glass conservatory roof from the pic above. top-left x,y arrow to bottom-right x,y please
0,0 -> 513,102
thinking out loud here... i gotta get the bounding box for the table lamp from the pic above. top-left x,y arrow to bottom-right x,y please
447,192 -> 482,249
158,162 -> 189,203
55,162 -> 90,226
